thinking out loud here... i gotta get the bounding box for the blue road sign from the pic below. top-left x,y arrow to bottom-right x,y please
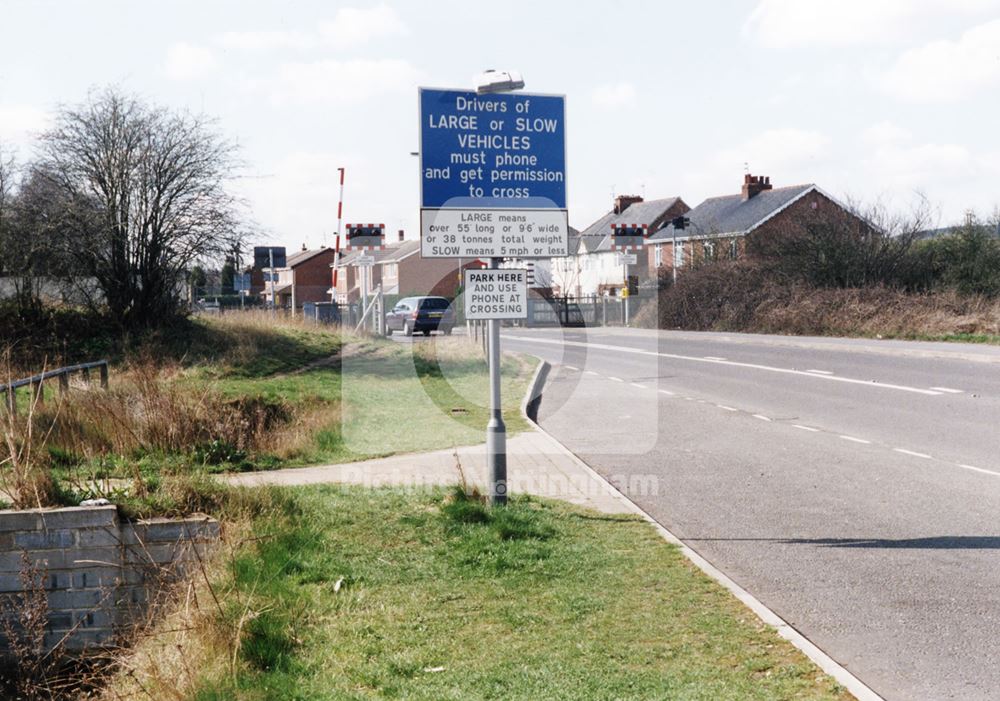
420,88 -> 566,210
419,87 -> 569,258
234,273 -> 252,292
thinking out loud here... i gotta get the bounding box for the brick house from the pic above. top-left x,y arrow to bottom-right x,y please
551,195 -> 689,297
261,246 -> 336,310
330,233 -> 478,303
647,174 -> 855,277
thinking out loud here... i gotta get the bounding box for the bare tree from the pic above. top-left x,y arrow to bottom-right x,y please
37,88 -> 249,327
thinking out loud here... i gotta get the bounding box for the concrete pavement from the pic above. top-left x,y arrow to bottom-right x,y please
223,427 -> 630,515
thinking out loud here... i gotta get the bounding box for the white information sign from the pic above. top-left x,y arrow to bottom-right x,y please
464,269 -> 528,320
618,252 -> 638,265
353,255 -> 375,267
422,209 -> 568,258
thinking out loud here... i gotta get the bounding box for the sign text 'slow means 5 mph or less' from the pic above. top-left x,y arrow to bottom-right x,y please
464,269 -> 528,320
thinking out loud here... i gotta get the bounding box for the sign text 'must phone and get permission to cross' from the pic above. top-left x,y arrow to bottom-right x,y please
419,88 -> 568,258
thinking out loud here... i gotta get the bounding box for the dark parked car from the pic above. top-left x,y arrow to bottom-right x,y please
385,296 -> 455,336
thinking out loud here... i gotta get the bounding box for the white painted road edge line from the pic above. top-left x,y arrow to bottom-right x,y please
704,356 -> 727,361
793,424 -> 820,432
807,369 -> 834,375
959,464 -> 1000,477
930,386 -> 964,394
894,448 -> 933,459
840,435 -> 872,445
520,356 -> 884,701
718,405 -> 738,412
503,334 -> 943,396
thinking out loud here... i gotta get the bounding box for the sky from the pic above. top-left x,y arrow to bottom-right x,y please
1,0 -> 999,254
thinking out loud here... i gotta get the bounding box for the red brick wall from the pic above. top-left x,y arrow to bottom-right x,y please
290,250 -> 336,306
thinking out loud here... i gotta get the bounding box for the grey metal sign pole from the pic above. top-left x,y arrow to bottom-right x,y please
486,256 -> 508,506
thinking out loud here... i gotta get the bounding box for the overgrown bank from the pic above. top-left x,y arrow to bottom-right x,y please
638,261 -> 1000,342
2,312 -> 532,516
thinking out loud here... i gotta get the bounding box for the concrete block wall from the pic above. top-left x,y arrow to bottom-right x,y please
0,505 -> 219,654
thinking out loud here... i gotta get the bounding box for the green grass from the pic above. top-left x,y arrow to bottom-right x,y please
188,485 -> 849,700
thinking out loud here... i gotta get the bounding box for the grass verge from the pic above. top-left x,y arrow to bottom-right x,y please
106,485 -> 851,701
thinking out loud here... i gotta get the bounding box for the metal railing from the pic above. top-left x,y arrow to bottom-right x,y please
1,360 -> 109,415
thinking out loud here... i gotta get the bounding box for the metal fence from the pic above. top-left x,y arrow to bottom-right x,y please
1,360 -> 109,414
522,295 -> 653,328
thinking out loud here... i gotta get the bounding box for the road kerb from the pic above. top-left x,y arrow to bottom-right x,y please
520,356 -> 884,701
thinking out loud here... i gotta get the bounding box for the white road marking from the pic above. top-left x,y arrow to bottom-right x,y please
793,424 -> 819,432
959,464 -> 1000,477
840,435 -> 871,445
585,370 -> 599,376
718,405 -> 738,412
630,382 -> 647,389
704,356 -> 727,361
503,335 -> 944,396
564,365 -> 579,371
684,397 -> 695,401
930,387 -> 963,394
658,389 -> 675,396
894,448 -> 932,459
608,376 -> 624,382
752,414 -> 772,422
808,369 -> 834,375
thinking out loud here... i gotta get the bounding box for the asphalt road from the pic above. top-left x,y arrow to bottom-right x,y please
501,326 -> 1000,701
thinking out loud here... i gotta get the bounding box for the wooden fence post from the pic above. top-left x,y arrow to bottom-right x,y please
99,364 -> 109,389
59,372 -> 70,396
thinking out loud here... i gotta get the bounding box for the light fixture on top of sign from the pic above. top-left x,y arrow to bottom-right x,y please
474,69 -> 525,94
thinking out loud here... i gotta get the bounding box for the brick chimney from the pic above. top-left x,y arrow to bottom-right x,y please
741,174 -> 772,201
398,229 -> 405,242
301,243 -> 307,251
614,195 -> 644,215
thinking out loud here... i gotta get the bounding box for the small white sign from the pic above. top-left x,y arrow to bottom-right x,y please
464,269 -> 528,320
422,209 -> 568,259
618,252 -> 638,265
354,255 -> 375,267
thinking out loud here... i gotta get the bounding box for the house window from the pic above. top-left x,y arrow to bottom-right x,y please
674,241 -> 685,268
654,245 -> 663,268
703,241 -> 715,262
729,238 -> 739,260
383,262 -> 398,278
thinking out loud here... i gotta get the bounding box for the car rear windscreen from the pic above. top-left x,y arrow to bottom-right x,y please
419,298 -> 450,310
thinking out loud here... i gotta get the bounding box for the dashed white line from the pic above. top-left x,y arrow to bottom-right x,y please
930,387 -> 963,394
793,424 -> 819,432
807,369 -> 834,375
894,448 -> 932,459
608,376 -> 624,383
752,414 -> 772,422
585,370 -> 600,376
658,389 -> 675,396
718,405 -> 738,412
564,365 -> 579,371
840,435 -> 871,445
630,382 -> 647,389
959,464 -> 1000,477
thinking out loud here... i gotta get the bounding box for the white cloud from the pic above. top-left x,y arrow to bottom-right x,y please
591,82 -> 637,108
217,30 -> 314,51
744,0 -> 1000,48
270,58 -> 422,103
0,105 -> 51,145
878,19 -> 1000,101
318,4 -> 407,48
163,42 -> 218,81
